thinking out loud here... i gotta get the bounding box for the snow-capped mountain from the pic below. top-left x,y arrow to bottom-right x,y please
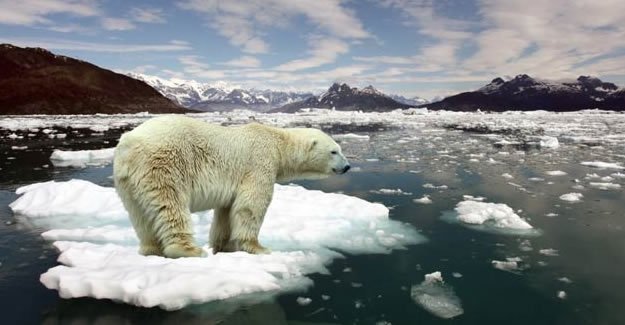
425,74 -> 623,112
273,83 -> 411,113
127,73 -> 312,112
388,94 -> 429,106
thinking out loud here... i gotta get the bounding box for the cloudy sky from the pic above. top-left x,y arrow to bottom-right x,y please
1,0 -> 625,99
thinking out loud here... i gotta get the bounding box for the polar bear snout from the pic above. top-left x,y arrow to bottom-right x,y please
331,155 -> 350,174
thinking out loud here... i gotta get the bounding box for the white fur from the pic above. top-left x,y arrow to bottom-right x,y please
113,115 -> 349,258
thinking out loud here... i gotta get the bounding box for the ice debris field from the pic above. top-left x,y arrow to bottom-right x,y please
10,179 -> 424,310
3,108 -> 625,317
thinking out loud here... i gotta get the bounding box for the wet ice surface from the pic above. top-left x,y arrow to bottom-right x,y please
2,109 -> 625,324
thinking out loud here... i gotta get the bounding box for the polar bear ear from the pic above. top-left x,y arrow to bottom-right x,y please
308,139 -> 318,151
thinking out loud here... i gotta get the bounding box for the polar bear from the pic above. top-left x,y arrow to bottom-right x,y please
113,115 -> 350,258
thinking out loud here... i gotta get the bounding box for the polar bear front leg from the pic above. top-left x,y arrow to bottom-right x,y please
227,183 -> 273,254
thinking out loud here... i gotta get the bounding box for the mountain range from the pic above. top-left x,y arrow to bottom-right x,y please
424,74 -> 624,111
271,83 -> 414,113
128,72 -> 314,112
0,44 -> 185,115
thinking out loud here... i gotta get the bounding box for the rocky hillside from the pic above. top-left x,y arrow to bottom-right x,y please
273,83 -> 411,113
0,44 -> 186,115
423,74 -> 623,112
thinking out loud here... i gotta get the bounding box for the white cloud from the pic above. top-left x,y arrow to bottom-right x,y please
0,37 -> 192,52
0,0 -> 99,26
178,0 -> 369,54
101,17 -> 136,31
130,7 -> 166,23
178,55 -> 227,79
275,37 -> 349,71
221,55 -> 261,68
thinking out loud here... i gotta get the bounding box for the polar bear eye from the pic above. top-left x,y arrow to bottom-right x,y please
331,150 -> 338,155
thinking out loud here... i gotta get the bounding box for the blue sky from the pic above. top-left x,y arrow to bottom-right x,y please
1,0 -> 625,99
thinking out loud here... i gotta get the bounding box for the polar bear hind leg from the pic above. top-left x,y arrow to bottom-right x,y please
209,206 -> 232,253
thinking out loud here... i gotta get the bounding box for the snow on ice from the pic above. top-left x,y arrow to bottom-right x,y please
10,179 -> 423,310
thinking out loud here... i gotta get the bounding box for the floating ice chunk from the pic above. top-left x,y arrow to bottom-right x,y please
557,291 -> 567,299
589,182 -> 621,190
410,272 -> 463,319
492,257 -> 526,273
11,179 -> 424,310
371,188 -> 412,195
612,172 -> 625,179
11,146 -> 27,150
452,272 -> 463,278
539,248 -> 559,256
539,136 -> 559,149
413,195 -> 432,204
581,161 -> 625,169
529,177 -> 544,182
559,193 -> 583,202
462,195 -> 485,201
423,183 -> 448,189
545,213 -> 558,217
50,148 -> 115,168
546,170 -> 567,176
296,297 -> 312,306
452,200 -> 534,230
501,173 -> 514,179
558,277 -> 573,284
332,133 -> 370,140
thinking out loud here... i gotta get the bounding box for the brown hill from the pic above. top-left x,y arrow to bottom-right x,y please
0,44 -> 188,114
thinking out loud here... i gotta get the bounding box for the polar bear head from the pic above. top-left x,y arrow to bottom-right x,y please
283,128 -> 350,180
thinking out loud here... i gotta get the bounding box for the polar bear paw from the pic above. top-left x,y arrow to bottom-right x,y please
162,243 -> 205,258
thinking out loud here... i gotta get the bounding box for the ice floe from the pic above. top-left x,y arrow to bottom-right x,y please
581,161 -> 625,170
10,179 -> 424,310
588,182 -> 621,190
442,199 -> 537,235
410,271 -> 463,319
50,148 -> 115,168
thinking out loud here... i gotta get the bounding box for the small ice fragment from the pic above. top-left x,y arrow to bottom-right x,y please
546,170 -> 567,176
371,188 -> 412,195
452,272 -> 462,278
413,195 -> 432,204
539,248 -> 559,256
321,295 -> 331,300
581,161 -> 625,169
557,291 -> 567,299
410,272 -> 463,319
492,260 -> 519,272
559,193 -> 583,202
589,182 -> 621,190
539,137 -> 559,149
558,277 -> 573,284
296,297 -> 312,306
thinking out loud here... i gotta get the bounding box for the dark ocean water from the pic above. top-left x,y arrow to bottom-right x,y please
1,120 -> 624,325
